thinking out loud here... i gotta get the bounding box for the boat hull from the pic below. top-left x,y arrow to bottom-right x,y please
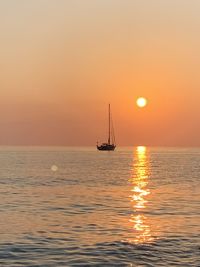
97,144 -> 116,151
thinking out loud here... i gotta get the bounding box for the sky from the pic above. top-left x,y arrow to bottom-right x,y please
0,0 -> 200,146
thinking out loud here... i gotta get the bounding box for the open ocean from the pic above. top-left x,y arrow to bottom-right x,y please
0,146 -> 199,266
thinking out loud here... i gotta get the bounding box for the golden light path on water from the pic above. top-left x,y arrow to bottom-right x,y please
128,146 -> 153,244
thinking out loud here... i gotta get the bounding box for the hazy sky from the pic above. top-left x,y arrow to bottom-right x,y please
1,0 -> 200,146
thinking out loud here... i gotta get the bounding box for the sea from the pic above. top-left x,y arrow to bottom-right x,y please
0,146 -> 199,266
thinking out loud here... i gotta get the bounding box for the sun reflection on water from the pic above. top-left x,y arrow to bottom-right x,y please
128,146 -> 153,244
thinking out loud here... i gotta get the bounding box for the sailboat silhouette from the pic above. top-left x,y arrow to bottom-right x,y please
97,104 -> 116,151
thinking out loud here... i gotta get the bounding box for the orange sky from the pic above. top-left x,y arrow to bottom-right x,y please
0,0 -> 200,146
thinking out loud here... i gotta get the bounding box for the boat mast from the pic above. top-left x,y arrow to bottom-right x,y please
108,104 -> 110,145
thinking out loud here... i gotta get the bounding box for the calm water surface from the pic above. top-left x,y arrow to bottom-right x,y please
0,147 -> 199,266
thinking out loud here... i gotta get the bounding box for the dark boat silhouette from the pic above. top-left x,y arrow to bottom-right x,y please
97,104 -> 116,151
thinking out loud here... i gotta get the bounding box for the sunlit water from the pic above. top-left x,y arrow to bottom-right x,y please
0,147 -> 200,266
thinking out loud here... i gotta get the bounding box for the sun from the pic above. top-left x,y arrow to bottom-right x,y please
136,97 -> 147,108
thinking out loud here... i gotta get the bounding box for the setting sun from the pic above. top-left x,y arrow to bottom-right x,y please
136,97 -> 147,108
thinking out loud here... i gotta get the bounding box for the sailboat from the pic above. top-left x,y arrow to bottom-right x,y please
97,104 -> 116,151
